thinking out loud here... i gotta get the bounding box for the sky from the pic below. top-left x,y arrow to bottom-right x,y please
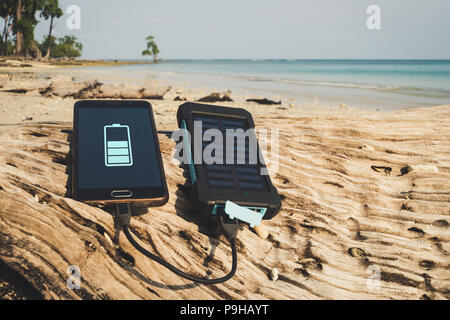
29,0 -> 450,60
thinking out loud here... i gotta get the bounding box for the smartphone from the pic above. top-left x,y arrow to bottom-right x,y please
73,100 -> 168,205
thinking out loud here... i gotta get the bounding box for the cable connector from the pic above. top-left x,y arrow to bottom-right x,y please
120,204 -> 239,284
113,203 -> 131,244
218,213 -> 239,241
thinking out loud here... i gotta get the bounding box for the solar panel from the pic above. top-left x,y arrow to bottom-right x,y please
177,102 -> 282,222
192,113 -> 268,192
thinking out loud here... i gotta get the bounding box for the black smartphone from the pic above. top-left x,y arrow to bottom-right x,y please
72,100 -> 168,205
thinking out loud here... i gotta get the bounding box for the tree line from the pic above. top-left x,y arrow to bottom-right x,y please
0,0 -> 82,59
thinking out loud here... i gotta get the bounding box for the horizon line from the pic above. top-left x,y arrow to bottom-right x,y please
81,58 -> 450,62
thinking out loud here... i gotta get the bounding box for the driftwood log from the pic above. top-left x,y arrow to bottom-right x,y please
0,78 -> 172,100
246,98 -> 281,105
197,91 -> 233,103
0,106 -> 449,300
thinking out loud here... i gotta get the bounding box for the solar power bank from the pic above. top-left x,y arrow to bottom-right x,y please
177,102 -> 281,227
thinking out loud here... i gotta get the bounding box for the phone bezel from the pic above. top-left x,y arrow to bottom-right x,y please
72,100 -> 168,205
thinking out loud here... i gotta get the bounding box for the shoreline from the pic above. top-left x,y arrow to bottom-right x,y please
0,76 -> 384,127
2,58 -> 450,112
0,58 -> 372,125
0,57 -> 156,68
0,59 -> 449,126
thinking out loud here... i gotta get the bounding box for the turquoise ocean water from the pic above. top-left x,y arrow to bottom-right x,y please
85,60 -> 450,110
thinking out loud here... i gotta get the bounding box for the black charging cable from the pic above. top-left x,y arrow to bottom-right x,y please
114,203 -> 239,284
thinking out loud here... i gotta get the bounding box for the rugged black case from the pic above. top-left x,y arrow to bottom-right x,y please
177,102 -> 281,221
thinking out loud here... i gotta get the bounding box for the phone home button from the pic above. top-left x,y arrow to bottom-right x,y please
111,190 -> 133,198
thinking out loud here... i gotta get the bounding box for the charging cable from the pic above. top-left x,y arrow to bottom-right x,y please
113,203 -> 239,284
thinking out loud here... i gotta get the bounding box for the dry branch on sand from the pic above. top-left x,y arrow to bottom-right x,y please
246,98 -> 281,105
0,77 -> 172,100
197,91 -> 233,103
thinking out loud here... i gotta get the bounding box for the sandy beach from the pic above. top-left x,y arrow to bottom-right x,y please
0,61 -> 449,300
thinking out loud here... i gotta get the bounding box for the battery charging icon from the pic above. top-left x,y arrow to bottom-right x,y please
104,124 -> 133,167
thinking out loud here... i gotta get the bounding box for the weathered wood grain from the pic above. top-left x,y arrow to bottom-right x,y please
0,105 -> 449,300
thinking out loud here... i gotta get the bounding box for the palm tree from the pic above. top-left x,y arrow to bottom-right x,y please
14,0 -> 24,56
0,0 -> 16,55
40,0 -> 63,59
142,35 -> 160,63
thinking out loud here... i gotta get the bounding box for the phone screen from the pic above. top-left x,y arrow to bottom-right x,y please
74,101 -> 166,201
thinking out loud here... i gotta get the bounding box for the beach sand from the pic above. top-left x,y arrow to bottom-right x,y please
0,61 -> 449,300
